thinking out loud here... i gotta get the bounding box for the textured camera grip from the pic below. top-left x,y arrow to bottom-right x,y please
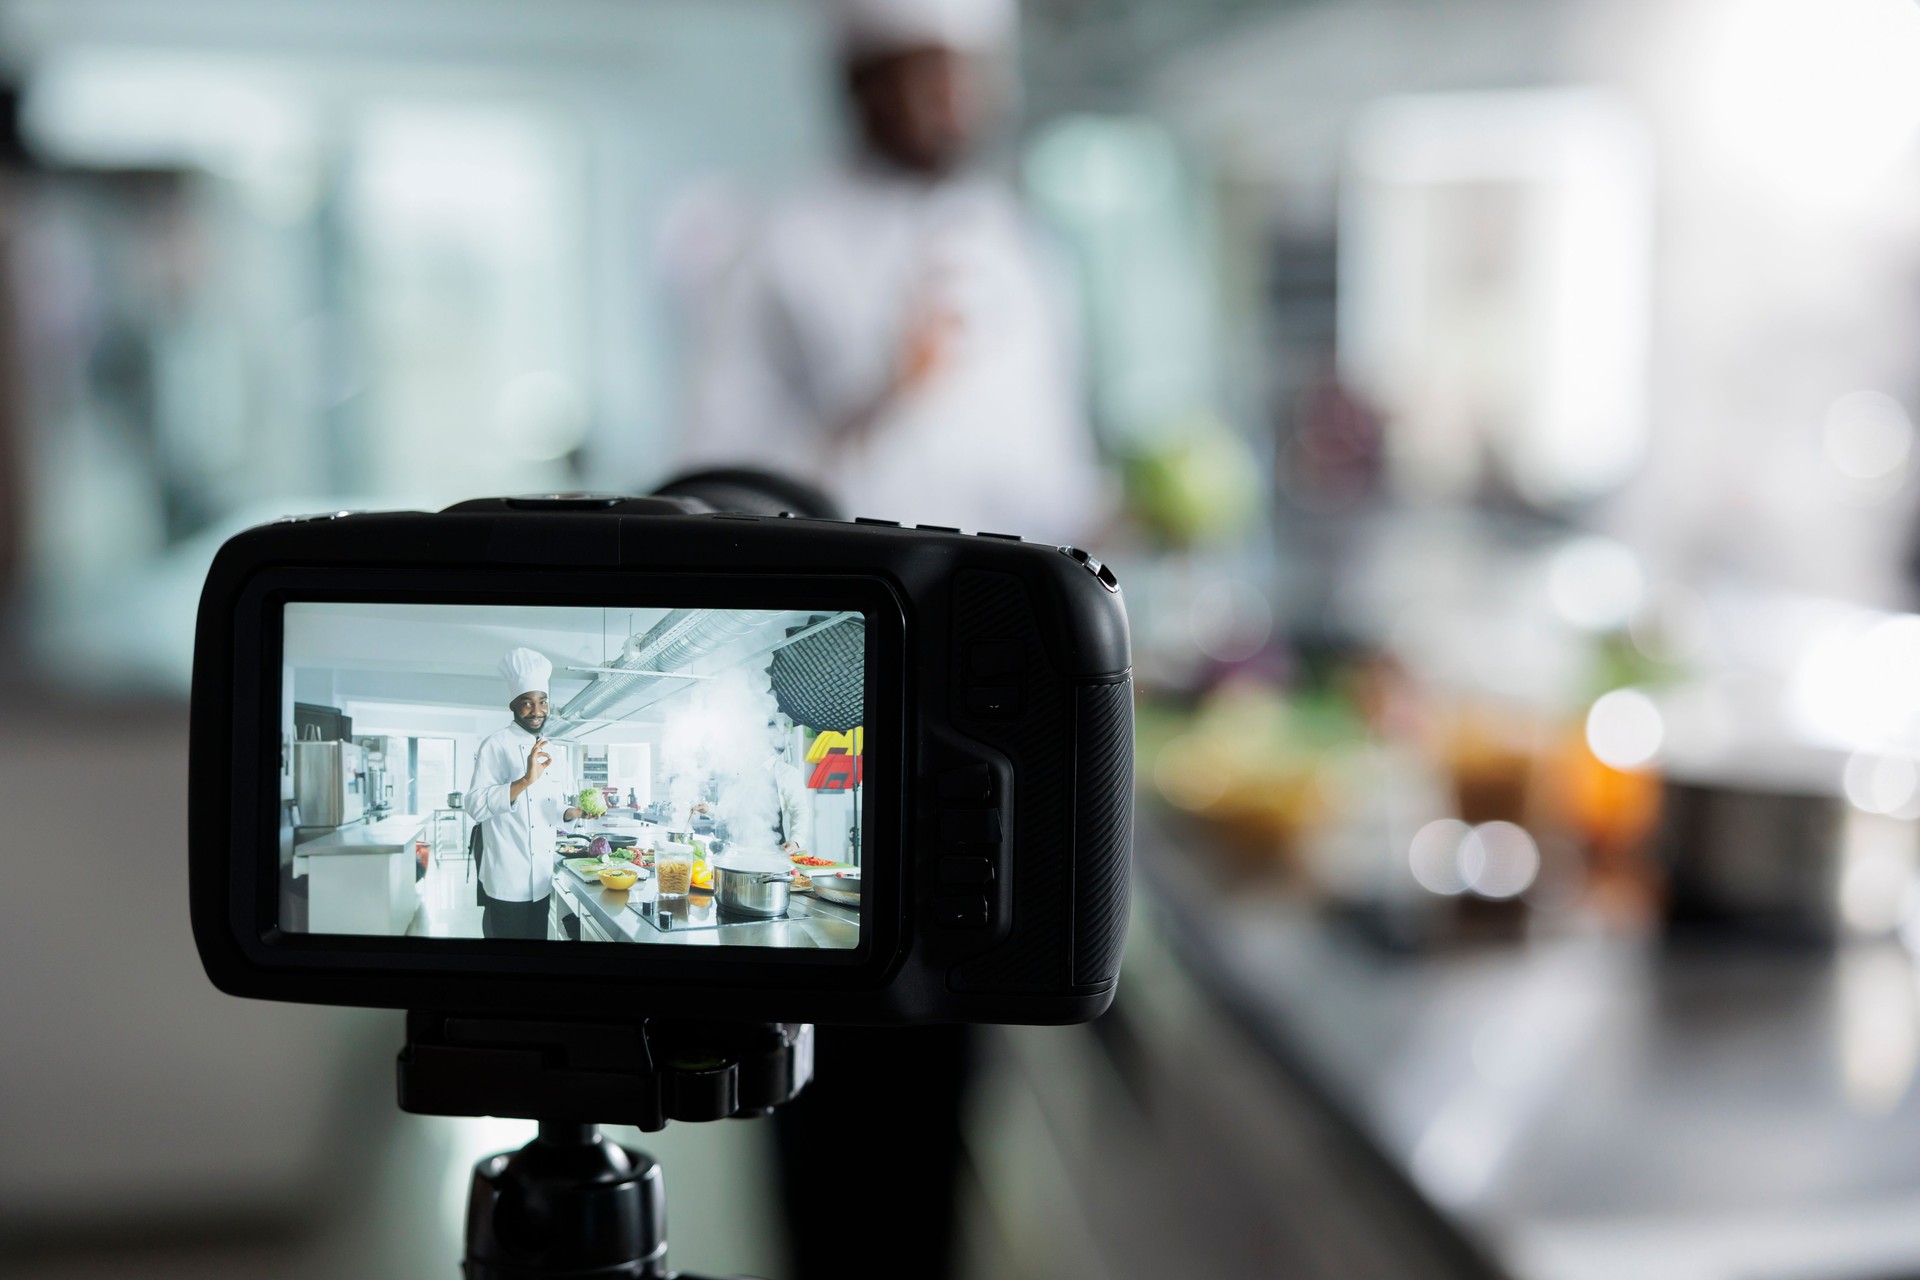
949,570 -> 1072,992
1071,678 -> 1134,987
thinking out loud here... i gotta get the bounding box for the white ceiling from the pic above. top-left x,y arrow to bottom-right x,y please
284,602 -> 671,679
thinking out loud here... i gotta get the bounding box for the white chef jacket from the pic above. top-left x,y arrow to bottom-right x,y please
466,724 -> 577,903
772,759 -> 813,852
684,166 -> 1108,544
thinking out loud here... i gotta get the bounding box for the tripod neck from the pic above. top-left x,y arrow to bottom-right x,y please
537,1121 -> 600,1147
466,1125 -> 666,1280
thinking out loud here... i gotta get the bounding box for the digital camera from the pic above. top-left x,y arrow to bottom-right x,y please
188,492 -> 1134,1026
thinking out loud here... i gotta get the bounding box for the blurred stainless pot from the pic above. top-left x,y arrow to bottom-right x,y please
1659,764 -> 1849,945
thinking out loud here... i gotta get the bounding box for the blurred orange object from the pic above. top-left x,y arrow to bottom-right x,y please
1545,730 -> 1664,922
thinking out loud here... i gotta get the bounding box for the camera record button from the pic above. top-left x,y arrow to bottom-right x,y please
939,809 -> 1002,845
935,894 -> 990,929
939,856 -> 995,887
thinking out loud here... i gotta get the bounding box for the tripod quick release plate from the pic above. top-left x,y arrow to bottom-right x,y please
398,1013 -> 815,1132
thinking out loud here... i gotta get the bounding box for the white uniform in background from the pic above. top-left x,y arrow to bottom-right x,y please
772,758 -> 814,852
682,0 -> 1108,544
466,649 -> 577,903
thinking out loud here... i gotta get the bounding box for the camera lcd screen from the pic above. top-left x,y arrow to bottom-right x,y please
279,602 -> 867,950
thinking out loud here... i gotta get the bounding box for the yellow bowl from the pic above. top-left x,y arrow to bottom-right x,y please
598,868 -> 639,891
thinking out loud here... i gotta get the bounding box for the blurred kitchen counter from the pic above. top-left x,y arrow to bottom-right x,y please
1137,805 -> 1920,1280
0,700 -> 397,1242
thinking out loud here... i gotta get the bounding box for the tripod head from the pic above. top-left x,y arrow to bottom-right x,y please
400,1014 -> 814,1130
402,1014 -> 815,1279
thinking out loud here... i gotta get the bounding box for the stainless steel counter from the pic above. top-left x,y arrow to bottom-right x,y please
550,861 -> 859,948
297,814 -> 429,856
1139,806 -> 1920,1280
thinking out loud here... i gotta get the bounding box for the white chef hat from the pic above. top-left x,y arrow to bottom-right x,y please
499,647 -> 553,702
831,0 -> 1017,58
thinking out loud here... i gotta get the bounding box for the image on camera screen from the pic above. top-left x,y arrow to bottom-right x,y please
279,602 -> 866,949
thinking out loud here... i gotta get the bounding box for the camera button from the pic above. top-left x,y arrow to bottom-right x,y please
916,523 -> 962,533
502,493 -> 625,509
1058,545 -> 1122,591
976,531 -> 1022,541
854,517 -> 901,526
939,809 -> 1002,845
936,764 -> 992,801
939,856 -> 994,887
277,509 -> 361,523
965,686 -> 1020,716
935,894 -> 990,929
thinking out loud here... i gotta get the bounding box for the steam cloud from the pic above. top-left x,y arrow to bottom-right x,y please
659,664 -> 783,853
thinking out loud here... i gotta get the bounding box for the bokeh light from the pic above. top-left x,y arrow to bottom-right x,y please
1695,0 -> 1920,201
1548,537 -> 1644,632
1189,580 -> 1275,663
1410,818 -> 1541,899
1822,390 -> 1913,483
1408,818 -> 1471,895
1843,752 -> 1920,816
1585,688 -> 1664,769
1789,614 -> 1920,750
1458,822 -> 1541,899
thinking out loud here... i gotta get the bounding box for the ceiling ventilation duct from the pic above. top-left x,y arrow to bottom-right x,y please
556,608 -> 782,726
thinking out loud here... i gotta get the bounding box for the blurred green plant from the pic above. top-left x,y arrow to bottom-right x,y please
1121,413 -> 1262,547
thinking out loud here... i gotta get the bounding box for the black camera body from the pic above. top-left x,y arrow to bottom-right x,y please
190,495 -> 1133,1027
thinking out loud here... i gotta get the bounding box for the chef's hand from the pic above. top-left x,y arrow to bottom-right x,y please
563,806 -> 585,822
895,295 -> 961,395
522,739 -> 552,785
831,286 -> 961,450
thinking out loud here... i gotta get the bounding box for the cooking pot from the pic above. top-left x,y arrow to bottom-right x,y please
710,852 -> 792,919
810,869 -> 862,907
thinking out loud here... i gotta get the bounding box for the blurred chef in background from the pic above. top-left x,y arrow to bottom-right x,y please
770,717 -> 813,854
681,0 -> 1108,544
466,647 -> 585,940
684,2 -> 1097,1274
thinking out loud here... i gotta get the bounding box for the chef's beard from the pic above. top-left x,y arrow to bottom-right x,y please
514,712 -> 548,734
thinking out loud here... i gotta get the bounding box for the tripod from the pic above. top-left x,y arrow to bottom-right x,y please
400,1013 -> 814,1279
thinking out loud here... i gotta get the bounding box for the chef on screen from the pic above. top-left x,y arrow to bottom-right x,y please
466,647 -> 586,940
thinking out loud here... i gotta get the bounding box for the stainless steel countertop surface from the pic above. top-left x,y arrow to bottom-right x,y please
552,860 -> 860,949
1139,806 -> 1920,1280
296,814 -> 429,856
